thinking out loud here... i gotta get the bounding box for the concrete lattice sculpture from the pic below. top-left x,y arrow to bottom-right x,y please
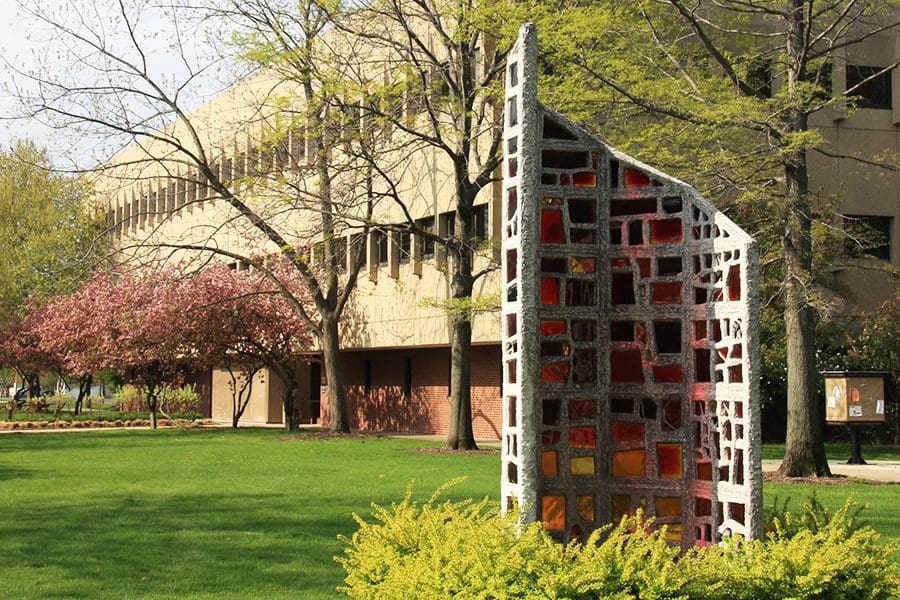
500,24 -> 763,547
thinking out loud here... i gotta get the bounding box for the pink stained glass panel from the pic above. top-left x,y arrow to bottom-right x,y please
569,426 -> 596,448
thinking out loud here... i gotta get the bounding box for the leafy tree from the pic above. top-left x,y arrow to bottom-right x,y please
10,0 -> 371,431
0,140 -> 102,411
534,1 -> 900,475
334,0 -> 524,449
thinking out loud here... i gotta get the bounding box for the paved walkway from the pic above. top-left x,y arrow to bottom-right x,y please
761,459 -> 900,483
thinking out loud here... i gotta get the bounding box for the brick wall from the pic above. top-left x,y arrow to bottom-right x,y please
320,345 -> 502,440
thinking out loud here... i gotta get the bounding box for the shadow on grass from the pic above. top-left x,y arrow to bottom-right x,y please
1,489 -> 351,599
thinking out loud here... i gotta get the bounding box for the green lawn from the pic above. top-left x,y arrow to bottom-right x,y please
0,429 -> 897,599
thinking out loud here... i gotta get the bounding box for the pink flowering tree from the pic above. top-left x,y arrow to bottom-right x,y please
184,260 -> 315,429
40,271 -> 219,428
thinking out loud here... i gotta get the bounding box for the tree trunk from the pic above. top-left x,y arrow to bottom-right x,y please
777,151 -> 830,477
322,316 -> 349,433
74,373 -> 92,416
282,377 -> 299,431
447,314 -> 477,450
446,217 -> 478,450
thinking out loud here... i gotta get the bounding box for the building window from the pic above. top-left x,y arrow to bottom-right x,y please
330,237 -> 347,273
399,228 -> 411,263
439,211 -> 456,238
377,231 -> 389,265
473,203 -> 489,241
846,65 -> 892,109
417,217 -> 435,259
403,357 -> 412,397
844,215 -> 892,260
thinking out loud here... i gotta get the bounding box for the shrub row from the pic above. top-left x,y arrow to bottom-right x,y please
338,482 -> 900,599
0,418 -> 216,430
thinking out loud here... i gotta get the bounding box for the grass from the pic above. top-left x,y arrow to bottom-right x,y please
0,429 -> 897,599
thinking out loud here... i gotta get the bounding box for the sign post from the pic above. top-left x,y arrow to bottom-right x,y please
823,371 -> 888,465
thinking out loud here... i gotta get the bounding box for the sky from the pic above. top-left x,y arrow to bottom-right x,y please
0,0 -> 230,169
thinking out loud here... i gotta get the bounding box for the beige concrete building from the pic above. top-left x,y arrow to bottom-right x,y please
99,18 -> 898,438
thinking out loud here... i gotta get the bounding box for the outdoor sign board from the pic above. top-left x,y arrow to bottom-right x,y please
823,371 -> 887,424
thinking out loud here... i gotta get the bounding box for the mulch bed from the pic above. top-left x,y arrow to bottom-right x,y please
763,471 -> 885,485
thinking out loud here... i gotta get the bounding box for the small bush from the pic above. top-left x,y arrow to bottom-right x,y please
339,484 -> 900,599
113,384 -> 200,414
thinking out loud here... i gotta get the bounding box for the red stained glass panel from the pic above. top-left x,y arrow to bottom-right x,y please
651,282 -> 682,304
624,168 -> 651,187
541,278 -> 559,305
542,430 -> 560,446
612,420 -> 644,441
541,209 -> 565,243
573,172 -> 597,187
658,444 -> 683,478
653,365 -> 684,383
541,362 -> 569,383
540,320 -> 566,336
611,350 -> 644,383
568,399 -> 594,419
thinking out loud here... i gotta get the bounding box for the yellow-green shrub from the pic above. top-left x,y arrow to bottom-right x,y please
338,483 -> 900,600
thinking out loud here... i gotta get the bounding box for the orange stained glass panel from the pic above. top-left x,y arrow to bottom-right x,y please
569,426 -> 596,448
541,450 -> 558,476
624,168 -> 651,187
612,421 -> 644,442
612,494 -> 631,521
576,495 -> 594,521
542,197 -> 563,205
570,456 -> 595,475
656,496 -> 682,517
573,172 -> 597,187
650,219 -> 683,244
541,277 -> 559,305
541,362 -> 569,383
612,449 -> 646,478
541,320 -> 566,336
658,444 -> 683,479
570,256 -> 596,274
542,495 -> 566,531
541,209 -> 565,244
